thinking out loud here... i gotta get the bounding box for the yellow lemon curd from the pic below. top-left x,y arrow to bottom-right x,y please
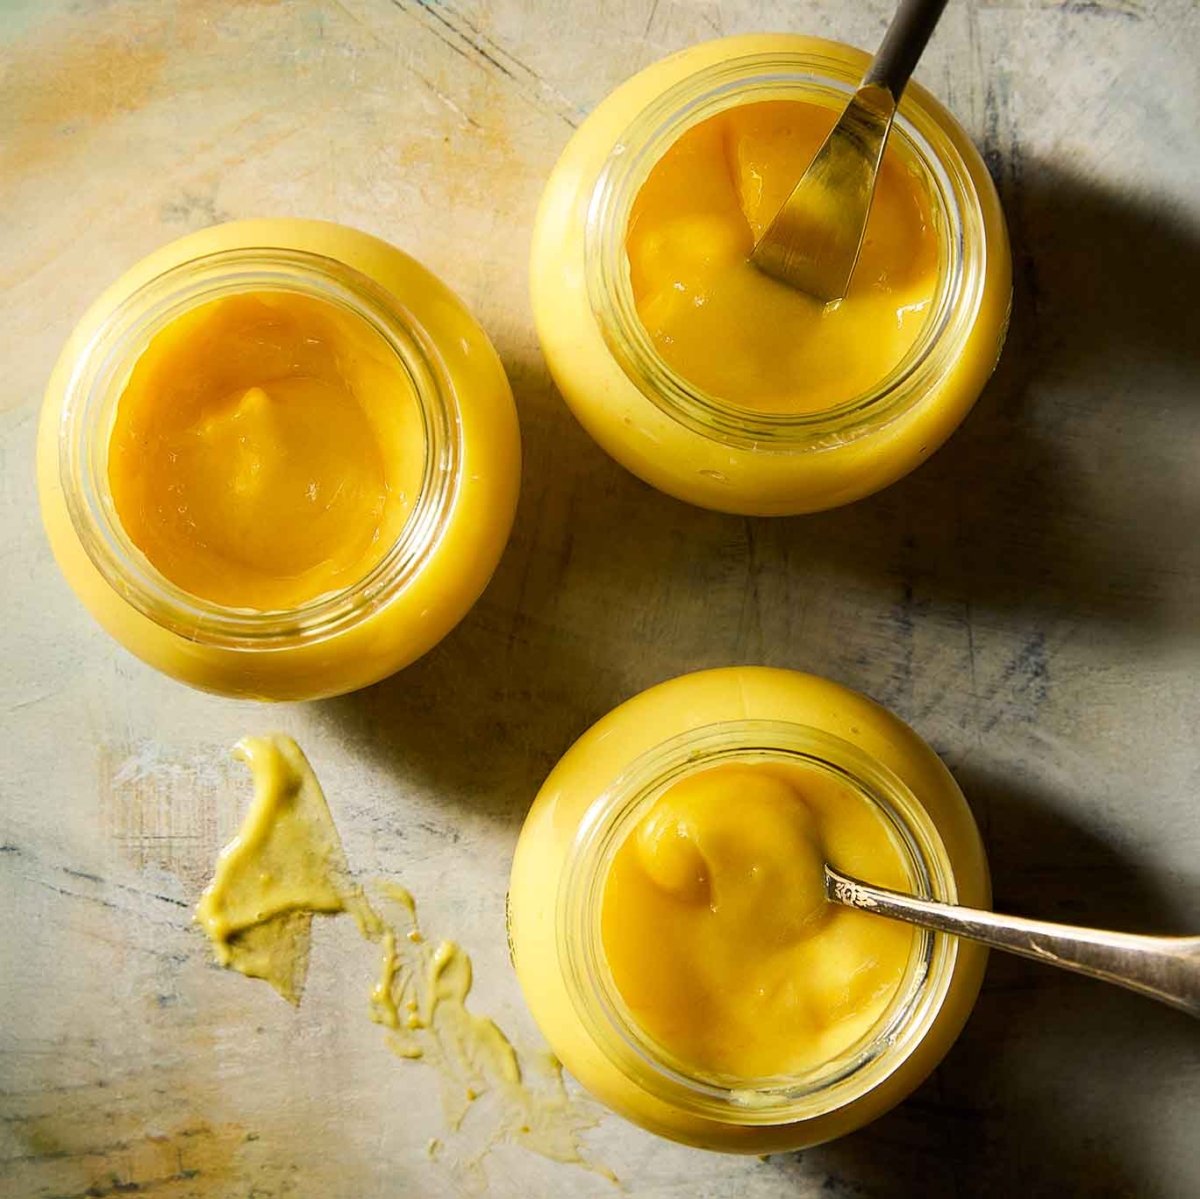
602,760 -> 914,1080
529,34 -> 1011,515
627,100 -> 940,413
108,291 -> 422,610
39,220 -> 520,699
508,667 -> 990,1151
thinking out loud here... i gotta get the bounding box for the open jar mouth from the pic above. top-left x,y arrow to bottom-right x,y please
57,247 -> 461,649
585,49 -> 987,450
557,720 -> 960,1126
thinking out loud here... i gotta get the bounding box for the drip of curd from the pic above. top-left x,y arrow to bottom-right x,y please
601,760 -> 916,1080
108,291 -> 423,609
626,100 -> 941,413
196,735 -> 609,1178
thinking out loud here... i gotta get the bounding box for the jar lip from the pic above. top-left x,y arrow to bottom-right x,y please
557,719 -> 960,1126
56,245 -> 462,649
585,49 -> 988,450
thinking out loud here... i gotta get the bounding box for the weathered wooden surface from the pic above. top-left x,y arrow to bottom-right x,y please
2,1 -> 1198,1195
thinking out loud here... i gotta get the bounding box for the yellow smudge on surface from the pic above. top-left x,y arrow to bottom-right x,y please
196,734 -> 612,1182
194,735 -> 371,1003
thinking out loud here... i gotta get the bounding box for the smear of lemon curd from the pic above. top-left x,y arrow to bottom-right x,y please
196,735 -> 612,1182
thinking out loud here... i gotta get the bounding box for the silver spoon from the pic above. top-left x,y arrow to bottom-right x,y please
751,0 -> 950,302
826,864 -> 1200,1017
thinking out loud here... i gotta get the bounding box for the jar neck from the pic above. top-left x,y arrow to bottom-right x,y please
58,247 -> 461,648
585,47 -> 985,449
557,720 -> 960,1126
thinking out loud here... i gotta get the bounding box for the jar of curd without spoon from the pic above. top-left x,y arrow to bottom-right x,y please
39,220 -> 520,700
507,667 -> 989,1151
530,35 -> 1011,515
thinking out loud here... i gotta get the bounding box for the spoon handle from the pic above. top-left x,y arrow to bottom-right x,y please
826,865 -> 1200,1017
863,0 -> 951,98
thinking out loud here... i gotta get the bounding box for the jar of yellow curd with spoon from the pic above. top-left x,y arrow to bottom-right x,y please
38,219 -> 520,700
530,35 -> 1011,515
507,667 -> 989,1151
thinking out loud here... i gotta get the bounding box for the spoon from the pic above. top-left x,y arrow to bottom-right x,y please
751,0 -> 950,302
826,864 -> 1200,1017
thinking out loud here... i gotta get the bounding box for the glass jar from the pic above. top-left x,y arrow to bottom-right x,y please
38,220 -> 520,700
507,667 -> 989,1151
530,35 -> 1011,515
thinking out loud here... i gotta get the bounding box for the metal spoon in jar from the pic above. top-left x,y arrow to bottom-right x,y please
752,0 -> 950,302
826,865 -> 1200,1017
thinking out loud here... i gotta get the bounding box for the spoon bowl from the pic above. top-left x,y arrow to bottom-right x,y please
752,0 -> 950,301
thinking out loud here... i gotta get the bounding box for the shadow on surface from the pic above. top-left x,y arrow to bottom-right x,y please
764,158 -> 1200,632
765,768 -> 1198,1199
326,160 -> 1200,822
325,161 -> 1200,821
318,160 -> 1200,1199
321,595 -> 633,830
321,350 -> 642,827
960,763 -> 1195,935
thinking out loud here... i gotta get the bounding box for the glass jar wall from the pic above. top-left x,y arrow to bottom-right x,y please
530,35 -> 1011,515
39,220 -> 520,699
508,667 -> 989,1151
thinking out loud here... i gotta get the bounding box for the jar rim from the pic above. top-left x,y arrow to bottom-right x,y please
55,245 -> 462,649
584,48 -> 989,450
557,718 -> 961,1126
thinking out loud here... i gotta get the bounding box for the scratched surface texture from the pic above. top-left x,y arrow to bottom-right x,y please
2,0 -> 1198,1196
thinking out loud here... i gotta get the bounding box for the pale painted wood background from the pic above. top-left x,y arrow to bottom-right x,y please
2,1 -> 1198,1196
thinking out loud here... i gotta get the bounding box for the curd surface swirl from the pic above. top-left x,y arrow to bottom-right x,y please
627,100 -> 941,412
603,759 -> 915,1079
108,290 -> 422,609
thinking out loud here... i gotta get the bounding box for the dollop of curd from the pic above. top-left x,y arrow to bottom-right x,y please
108,291 -> 423,609
626,100 -> 942,413
601,761 -> 917,1080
